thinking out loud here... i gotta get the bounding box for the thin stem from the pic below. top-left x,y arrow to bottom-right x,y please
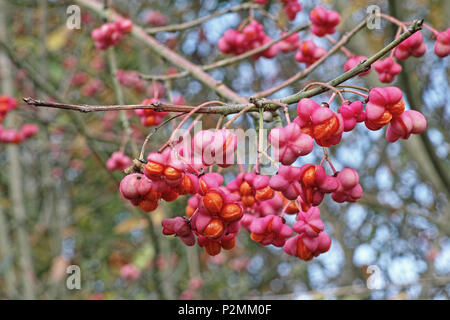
325,35 -> 353,57
303,82 -> 345,103
336,84 -> 369,92
264,100 -> 291,124
139,113 -> 186,160
327,92 -> 337,105
280,202 -> 291,218
419,23 -> 439,35
339,89 -> 368,99
379,13 -> 408,32
254,108 -> 264,174
261,150 -> 279,170
223,104 -> 254,129
169,100 -> 224,141
145,3 -> 258,34
322,147 -> 336,174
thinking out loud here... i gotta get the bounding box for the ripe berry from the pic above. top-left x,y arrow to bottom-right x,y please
373,57 -> 402,83
295,40 -> 326,66
395,31 -> 426,60
434,28 -> 450,57
365,86 -> 405,131
295,98 -> 344,147
309,6 -> 340,37
202,191 -> 224,215
269,122 -> 314,165
219,203 -> 243,222
202,219 -> 224,239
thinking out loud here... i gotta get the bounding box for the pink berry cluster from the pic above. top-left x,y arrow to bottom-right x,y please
434,28 -> 450,57
294,6 -> 340,66
91,17 -> 133,50
106,151 -> 132,171
117,85 -> 427,261
284,207 -> 331,261
110,6 -> 442,264
144,10 -> 168,26
0,94 -> 17,123
278,32 -> 300,53
0,95 -> 38,144
218,5 -> 340,64
309,6 -> 340,37
116,69 -> 146,93
295,40 -> 326,66
364,87 -> 427,142
119,263 -> 141,281
345,28 -> 450,83
373,57 -> 402,83
217,20 -> 278,59
282,0 -> 302,20
0,123 -> 38,144
135,98 -> 169,127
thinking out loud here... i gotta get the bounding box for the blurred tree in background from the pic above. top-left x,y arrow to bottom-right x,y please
0,0 -> 449,300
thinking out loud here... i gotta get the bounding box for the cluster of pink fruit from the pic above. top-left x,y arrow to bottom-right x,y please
347,28 -> 450,83
270,86 -> 426,164
119,263 -> 141,281
0,123 -> 38,144
70,72 -> 105,97
217,20 -> 279,58
117,83 -> 428,261
116,69 -> 147,93
0,94 -> 17,123
0,95 -> 38,144
294,6 -> 340,65
91,17 -> 133,50
144,10 -> 168,26
217,5 -> 340,67
134,98 -> 169,127
106,151 -> 132,171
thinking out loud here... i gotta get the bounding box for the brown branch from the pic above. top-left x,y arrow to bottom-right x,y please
22,97 -> 239,114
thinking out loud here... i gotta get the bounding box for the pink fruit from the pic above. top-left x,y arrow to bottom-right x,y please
269,122 -> 314,165
434,28 -> 450,57
373,57 -> 402,83
309,6 -> 340,37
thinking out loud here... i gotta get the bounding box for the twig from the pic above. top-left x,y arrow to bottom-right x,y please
145,3 -> 258,34
139,113 -> 186,160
